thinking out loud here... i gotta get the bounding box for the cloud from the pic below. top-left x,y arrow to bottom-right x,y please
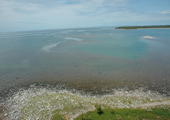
0,0 -> 170,32
0,0 -> 129,16
0,0 -> 129,27
160,10 -> 170,14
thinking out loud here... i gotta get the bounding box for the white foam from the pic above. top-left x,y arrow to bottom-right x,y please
58,30 -> 73,34
41,42 -> 61,52
64,37 -> 83,41
85,33 -> 90,35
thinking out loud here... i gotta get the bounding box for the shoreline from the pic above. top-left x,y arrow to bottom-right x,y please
71,100 -> 170,120
137,28 -> 170,29
115,28 -> 170,30
1,84 -> 170,120
115,25 -> 170,29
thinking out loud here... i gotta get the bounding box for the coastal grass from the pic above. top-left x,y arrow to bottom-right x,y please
18,88 -> 169,120
21,93 -> 153,119
21,92 -> 95,120
75,105 -> 170,120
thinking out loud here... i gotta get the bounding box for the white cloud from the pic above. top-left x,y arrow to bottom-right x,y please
0,0 -> 129,25
0,0 -> 170,32
160,10 -> 170,14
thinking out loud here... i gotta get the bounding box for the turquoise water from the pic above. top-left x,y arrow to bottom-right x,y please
69,33 -> 147,59
0,27 -> 170,93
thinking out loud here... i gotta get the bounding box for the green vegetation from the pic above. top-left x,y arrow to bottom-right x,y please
21,92 -> 155,119
75,105 -> 170,120
20,90 -> 169,120
115,25 -> 170,29
21,92 -> 95,120
95,104 -> 104,115
51,110 -> 64,120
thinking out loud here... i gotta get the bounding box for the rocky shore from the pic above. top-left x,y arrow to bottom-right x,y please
0,84 -> 170,120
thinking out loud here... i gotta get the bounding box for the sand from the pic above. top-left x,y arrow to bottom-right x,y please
143,36 -> 155,39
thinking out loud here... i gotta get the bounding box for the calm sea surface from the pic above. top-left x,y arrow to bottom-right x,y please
0,27 -> 170,94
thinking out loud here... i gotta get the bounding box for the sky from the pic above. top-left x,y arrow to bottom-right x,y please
0,0 -> 170,32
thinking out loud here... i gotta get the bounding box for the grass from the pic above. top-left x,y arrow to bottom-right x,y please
51,110 -> 64,120
21,92 -> 95,120
19,89 -> 169,120
75,105 -> 170,120
21,93 -> 153,119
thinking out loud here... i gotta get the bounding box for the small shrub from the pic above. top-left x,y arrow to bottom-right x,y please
111,110 -> 115,114
95,104 -> 103,115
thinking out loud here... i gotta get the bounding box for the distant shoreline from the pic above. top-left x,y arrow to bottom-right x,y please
115,25 -> 170,29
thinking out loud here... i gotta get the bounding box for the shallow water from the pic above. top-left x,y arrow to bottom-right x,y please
0,27 -> 170,95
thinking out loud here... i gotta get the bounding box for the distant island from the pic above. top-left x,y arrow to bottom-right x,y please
115,25 -> 170,29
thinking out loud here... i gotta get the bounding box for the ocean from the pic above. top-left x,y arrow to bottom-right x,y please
0,27 -> 170,94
